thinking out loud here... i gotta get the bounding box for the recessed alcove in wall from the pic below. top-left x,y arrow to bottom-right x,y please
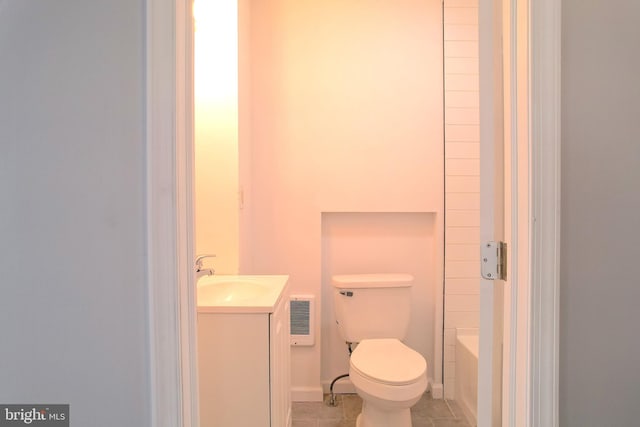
320,212 -> 437,392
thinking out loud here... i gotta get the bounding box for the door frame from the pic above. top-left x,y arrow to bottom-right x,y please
528,0 -> 561,425
145,0 -> 560,425
146,0 -> 198,426
477,0 -> 560,426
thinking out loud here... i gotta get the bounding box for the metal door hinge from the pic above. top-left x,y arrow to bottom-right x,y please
481,241 -> 507,280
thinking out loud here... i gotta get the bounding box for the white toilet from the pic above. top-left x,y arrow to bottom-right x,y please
332,274 -> 428,427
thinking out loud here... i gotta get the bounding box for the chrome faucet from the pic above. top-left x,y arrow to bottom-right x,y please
195,254 -> 216,279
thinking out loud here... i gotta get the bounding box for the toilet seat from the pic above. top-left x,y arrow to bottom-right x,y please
350,339 -> 426,386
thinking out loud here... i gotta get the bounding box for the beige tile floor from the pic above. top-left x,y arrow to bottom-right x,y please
292,392 -> 473,427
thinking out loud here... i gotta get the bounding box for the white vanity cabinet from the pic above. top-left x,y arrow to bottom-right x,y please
197,276 -> 290,427
268,290 -> 291,427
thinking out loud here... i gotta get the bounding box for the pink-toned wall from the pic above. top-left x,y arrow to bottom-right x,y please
242,0 -> 444,399
194,2 -> 240,273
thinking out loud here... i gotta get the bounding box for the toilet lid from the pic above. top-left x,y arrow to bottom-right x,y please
350,339 -> 427,386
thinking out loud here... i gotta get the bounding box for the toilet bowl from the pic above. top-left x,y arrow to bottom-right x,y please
332,274 -> 429,426
349,338 -> 428,427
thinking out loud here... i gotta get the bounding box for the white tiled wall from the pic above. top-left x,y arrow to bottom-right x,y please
443,0 -> 479,399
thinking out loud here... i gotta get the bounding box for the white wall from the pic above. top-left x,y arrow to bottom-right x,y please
442,0 -> 480,399
0,1 -> 150,425
245,0 -> 444,399
561,1 -> 640,425
238,0 -> 252,272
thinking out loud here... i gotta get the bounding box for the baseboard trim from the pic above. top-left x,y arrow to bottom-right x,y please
291,386 -> 324,402
322,377 -> 356,394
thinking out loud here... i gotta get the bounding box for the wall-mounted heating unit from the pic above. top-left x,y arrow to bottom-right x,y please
290,295 -> 315,346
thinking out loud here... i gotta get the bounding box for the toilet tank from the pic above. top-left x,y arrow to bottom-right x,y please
332,274 -> 413,343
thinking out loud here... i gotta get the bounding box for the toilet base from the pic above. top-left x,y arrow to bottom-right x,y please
355,400 -> 413,427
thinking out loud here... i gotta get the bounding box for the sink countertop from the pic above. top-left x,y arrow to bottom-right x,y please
197,274 -> 289,314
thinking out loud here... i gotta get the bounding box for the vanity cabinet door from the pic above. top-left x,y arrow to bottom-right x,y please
198,313 -> 270,427
269,295 -> 291,426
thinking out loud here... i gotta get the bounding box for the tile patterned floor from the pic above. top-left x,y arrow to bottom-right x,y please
292,392 -> 473,427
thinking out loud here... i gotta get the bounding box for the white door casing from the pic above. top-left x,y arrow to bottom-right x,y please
478,0 -> 506,425
478,0 -> 531,425
500,0 -> 531,424
478,0 -> 560,426
528,0 -> 561,425
146,0 -> 197,426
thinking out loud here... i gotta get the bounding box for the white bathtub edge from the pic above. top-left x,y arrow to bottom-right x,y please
455,328 -> 478,427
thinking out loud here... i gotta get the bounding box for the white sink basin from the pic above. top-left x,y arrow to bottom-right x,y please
198,279 -> 270,304
197,275 -> 289,313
